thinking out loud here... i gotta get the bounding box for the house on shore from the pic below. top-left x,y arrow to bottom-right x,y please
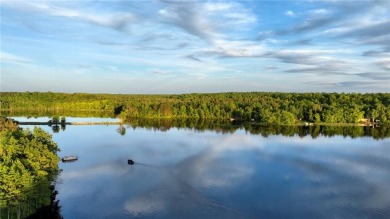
359,118 -> 380,126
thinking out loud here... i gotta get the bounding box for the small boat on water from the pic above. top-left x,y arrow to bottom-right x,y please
62,156 -> 78,162
128,159 -> 135,165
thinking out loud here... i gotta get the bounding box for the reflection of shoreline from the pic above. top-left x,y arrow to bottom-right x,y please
16,121 -> 122,125
124,118 -> 390,139
12,117 -> 390,139
20,118 -> 388,218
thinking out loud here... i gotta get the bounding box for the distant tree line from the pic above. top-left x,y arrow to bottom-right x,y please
0,92 -> 389,124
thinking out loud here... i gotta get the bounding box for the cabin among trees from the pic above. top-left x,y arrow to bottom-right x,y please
359,118 -> 380,126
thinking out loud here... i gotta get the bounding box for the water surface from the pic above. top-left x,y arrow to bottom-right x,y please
22,123 -> 390,218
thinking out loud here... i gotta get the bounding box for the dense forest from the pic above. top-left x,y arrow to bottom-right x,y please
0,117 -> 61,219
1,92 -> 389,124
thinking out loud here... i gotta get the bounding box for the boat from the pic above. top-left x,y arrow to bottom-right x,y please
62,156 -> 78,162
128,159 -> 135,165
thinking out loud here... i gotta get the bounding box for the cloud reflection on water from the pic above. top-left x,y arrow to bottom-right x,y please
52,126 -> 390,218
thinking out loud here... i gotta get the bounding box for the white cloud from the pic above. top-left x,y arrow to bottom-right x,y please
124,198 -> 165,216
376,58 -> 390,71
308,9 -> 330,16
158,1 -> 256,44
2,0 -> 136,32
0,52 -> 31,64
203,2 -> 256,26
203,2 -> 233,12
212,39 -> 265,57
285,10 -> 295,17
1,0 -> 389,93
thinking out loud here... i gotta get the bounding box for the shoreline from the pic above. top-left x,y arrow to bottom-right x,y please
16,121 -> 122,125
14,120 -> 383,127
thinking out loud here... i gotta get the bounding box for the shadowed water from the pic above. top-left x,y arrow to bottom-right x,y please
16,119 -> 390,219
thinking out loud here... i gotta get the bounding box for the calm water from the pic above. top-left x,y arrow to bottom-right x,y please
18,120 -> 390,219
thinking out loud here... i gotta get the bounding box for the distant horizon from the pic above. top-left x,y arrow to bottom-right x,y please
1,0 -> 389,93
1,90 -> 388,95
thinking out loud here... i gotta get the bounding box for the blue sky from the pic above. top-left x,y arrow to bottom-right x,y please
1,0 -> 389,94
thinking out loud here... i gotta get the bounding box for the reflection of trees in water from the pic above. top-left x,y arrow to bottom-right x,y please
49,124 -> 67,133
0,117 -> 63,219
61,124 -> 66,131
117,125 -> 126,135
125,118 -> 390,139
240,124 -> 390,139
126,118 -> 237,134
24,185 -> 62,219
11,114 -> 388,139
51,124 -> 60,133
2,185 -> 63,219
50,116 -> 66,133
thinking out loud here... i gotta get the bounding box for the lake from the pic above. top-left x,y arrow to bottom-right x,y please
14,118 -> 390,218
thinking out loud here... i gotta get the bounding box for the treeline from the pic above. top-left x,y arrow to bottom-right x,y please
0,117 -> 61,218
1,92 -> 389,124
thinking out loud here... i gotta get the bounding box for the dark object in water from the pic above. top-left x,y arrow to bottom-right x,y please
128,159 -> 135,165
62,156 -> 78,162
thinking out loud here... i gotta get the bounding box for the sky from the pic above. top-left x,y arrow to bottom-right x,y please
1,0 -> 389,94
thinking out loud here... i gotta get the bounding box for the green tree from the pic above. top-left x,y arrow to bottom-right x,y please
1,92 -> 389,125
0,117 -> 60,218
